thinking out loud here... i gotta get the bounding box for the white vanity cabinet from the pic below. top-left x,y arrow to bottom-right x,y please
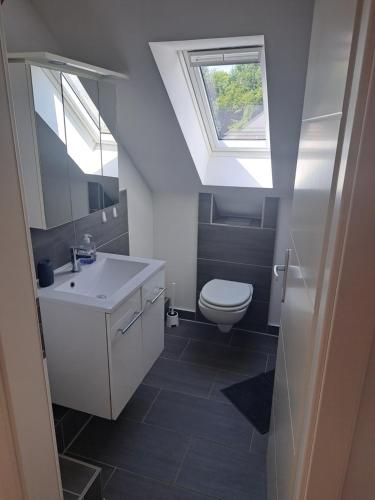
40,269 -> 165,420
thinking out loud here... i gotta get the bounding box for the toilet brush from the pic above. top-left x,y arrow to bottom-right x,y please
166,282 -> 179,328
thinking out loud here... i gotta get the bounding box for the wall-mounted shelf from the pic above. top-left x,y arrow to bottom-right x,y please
7,51 -> 128,80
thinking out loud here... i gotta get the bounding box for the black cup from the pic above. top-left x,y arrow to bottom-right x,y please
37,259 -> 54,288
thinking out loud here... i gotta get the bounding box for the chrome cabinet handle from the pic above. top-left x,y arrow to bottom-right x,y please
147,287 -> 166,305
117,310 -> 143,335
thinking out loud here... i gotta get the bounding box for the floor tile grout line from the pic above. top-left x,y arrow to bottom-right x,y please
180,335 -> 276,357
173,435 -> 193,485
144,356 -> 264,380
103,466 -> 117,490
100,459 -> 220,499
171,355 -> 266,378
164,327 -> 277,354
63,415 -> 93,453
141,382 -> 217,402
121,416 -> 255,455
228,331 -> 235,347
249,428 -> 255,452
178,337 -> 191,360
141,388 -> 162,423
69,441 -> 261,495
207,370 -> 219,400
78,464 -> 102,499
177,318 -> 278,338
62,486 -> 82,496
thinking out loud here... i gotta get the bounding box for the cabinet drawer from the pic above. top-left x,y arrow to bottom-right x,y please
142,270 -> 165,374
141,271 -> 166,309
107,290 -> 142,343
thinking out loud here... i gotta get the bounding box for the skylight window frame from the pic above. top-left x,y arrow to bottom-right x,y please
181,45 -> 271,156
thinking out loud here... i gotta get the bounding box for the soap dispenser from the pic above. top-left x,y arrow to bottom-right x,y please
80,234 -> 96,264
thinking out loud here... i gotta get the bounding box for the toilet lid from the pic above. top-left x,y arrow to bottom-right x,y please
200,279 -> 253,308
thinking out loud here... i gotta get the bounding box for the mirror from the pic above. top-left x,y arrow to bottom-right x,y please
30,65 -> 119,228
31,66 -> 73,228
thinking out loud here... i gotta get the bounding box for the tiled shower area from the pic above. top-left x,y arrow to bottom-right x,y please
54,320 -> 277,499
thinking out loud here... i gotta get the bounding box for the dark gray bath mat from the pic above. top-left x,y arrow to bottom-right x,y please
221,370 -> 275,434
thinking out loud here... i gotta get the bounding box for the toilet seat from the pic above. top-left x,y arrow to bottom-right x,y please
200,279 -> 253,309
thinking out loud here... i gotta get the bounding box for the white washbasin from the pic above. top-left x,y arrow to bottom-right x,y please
55,258 -> 147,299
38,252 -> 165,312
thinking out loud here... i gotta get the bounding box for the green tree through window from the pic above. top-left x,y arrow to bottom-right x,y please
200,63 -> 265,141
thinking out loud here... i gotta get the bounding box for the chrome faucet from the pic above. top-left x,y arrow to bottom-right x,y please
70,247 -> 81,273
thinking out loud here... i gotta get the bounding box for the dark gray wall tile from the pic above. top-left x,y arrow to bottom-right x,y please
198,193 -> 212,223
31,190 -> 129,274
262,197 -> 279,229
236,300 -> 269,332
31,221 -> 75,272
197,259 -> 272,302
169,319 -> 232,345
173,309 -> 196,321
266,355 -> 276,371
212,196 -> 219,221
74,190 -> 128,247
198,224 -> 275,267
212,216 -> 261,227
97,233 -> 129,256
266,325 -> 280,336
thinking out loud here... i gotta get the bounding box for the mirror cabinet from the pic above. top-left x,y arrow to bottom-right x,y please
9,60 -> 119,229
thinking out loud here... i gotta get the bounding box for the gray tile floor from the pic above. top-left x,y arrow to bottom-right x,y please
57,320 -> 278,500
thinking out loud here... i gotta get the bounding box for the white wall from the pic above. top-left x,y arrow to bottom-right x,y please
2,0 -> 59,52
153,193 -> 198,312
118,146 -> 154,258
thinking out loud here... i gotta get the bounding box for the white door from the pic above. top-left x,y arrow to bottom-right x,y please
267,0 -> 368,498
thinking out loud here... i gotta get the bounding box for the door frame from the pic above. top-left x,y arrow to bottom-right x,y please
0,10 -> 62,500
293,0 -> 375,498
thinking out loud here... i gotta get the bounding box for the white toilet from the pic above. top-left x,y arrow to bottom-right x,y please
198,279 -> 253,333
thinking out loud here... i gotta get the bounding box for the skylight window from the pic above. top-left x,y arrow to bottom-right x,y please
184,46 -> 269,152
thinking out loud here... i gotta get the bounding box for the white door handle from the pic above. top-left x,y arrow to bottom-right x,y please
273,264 -> 286,279
274,249 -> 291,303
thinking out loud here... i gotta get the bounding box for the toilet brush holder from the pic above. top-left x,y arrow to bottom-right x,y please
166,281 -> 179,327
166,309 -> 179,328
